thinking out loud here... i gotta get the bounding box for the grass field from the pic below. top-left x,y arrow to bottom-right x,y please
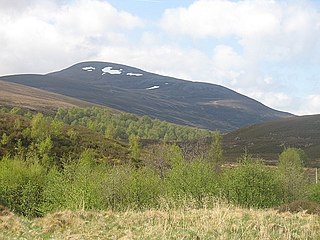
0,80 -> 97,112
1,202 -> 319,240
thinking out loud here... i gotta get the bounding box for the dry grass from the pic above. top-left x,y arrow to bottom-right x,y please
1,202 -> 319,240
0,80 -> 96,111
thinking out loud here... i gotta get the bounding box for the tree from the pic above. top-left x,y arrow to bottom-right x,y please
67,128 -> 78,142
105,124 -> 116,139
14,118 -> 22,130
129,135 -> 141,166
207,132 -> 223,173
296,148 -> 310,167
50,118 -> 64,137
31,113 -> 49,141
10,107 -> 22,115
1,133 -> 9,146
168,144 -> 184,168
277,148 -> 306,202
165,156 -> 219,204
37,136 -> 53,168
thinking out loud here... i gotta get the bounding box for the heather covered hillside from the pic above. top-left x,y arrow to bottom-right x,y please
223,115 -> 320,166
0,61 -> 292,132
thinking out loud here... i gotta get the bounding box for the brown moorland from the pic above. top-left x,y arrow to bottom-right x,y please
0,80 -> 98,112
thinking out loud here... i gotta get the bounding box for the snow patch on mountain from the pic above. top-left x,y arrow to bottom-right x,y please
82,67 -> 95,72
146,85 -> 160,90
127,73 -> 143,76
102,67 -> 122,75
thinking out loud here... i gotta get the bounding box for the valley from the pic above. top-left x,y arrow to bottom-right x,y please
0,63 -> 319,239
2,0 -> 320,238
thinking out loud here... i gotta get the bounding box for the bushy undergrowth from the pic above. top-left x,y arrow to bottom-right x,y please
222,158 -> 284,208
0,157 -> 45,217
1,147 -> 319,218
308,183 -> 320,203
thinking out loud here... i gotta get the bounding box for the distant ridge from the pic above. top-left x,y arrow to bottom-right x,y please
0,61 -> 292,131
223,114 -> 320,166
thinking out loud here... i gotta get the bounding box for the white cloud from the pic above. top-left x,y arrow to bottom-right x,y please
1,0 -> 46,10
238,91 -> 320,116
161,0 -> 281,38
296,95 -> 320,115
161,0 -> 320,64
95,45 -> 211,81
0,0 -> 142,75
211,45 -> 244,86
212,45 -> 243,71
55,0 -> 142,35
247,90 -> 293,110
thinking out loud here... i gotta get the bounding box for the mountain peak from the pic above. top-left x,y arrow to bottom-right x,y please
0,61 -> 292,132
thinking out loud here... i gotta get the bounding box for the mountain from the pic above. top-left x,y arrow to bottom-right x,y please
0,61 -> 292,131
0,80 -> 100,112
222,114 -> 320,166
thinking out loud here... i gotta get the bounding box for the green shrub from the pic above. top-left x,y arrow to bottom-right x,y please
0,157 -> 45,217
43,151 -> 163,213
165,160 -> 220,205
40,167 -> 65,213
277,148 -> 306,202
102,166 -> 163,210
308,183 -> 320,204
42,150 -> 106,212
222,157 -> 284,208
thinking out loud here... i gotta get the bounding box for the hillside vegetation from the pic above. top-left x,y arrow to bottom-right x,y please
223,115 -> 320,166
54,107 -> 211,141
0,106 -> 212,142
1,106 -> 320,239
0,80 -> 97,112
1,109 -> 320,217
0,110 -> 130,166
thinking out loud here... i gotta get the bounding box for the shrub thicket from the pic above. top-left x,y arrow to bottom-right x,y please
0,157 -> 45,217
2,145 -> 318,217
222,155 -> 284,208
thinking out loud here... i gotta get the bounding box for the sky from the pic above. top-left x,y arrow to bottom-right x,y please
1,0 -> 320,115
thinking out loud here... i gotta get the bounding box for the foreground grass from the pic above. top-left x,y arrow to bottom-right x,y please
1,203 -> 320,240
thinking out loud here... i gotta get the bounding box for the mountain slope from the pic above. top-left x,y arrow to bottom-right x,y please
0,61 -> 292,131
0,112 -> 130,164
0,80 -> 99,112
222,115 -> 320,166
